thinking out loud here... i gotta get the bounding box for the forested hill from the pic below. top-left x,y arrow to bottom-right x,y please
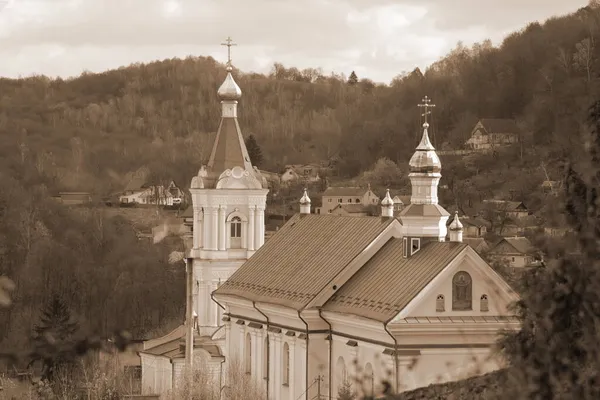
0,4 -> 597,196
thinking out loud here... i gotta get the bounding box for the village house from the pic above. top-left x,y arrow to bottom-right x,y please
465,119 -> 521,151
119,179 -> 185,206
139,51 -> 520,399
330,203 -> 371,217
280,164 -> 322,185
481,200 -> 530,219
487,237 -> 537,268
391,194 -> 411,212
315,186 -> 380,214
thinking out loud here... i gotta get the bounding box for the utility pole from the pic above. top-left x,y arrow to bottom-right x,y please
316,375 -> 322,400
185,257 -> 194,395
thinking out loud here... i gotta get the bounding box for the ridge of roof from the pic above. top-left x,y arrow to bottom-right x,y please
214,214 -> 395,310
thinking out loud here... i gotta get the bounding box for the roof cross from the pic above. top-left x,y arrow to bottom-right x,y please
417,96 -> 436,124
221,36 -> 237,67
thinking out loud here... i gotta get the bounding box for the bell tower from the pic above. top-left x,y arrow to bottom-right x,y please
189,37 -> 269,336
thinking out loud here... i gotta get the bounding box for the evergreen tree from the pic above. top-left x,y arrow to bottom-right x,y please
245,134 -> 264,168
347,71 -> 358,85
337,379 -> 357,400
32,294 -> 79,381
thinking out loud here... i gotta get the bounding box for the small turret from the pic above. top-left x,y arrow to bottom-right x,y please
299,188 -> 311,214
381,189 -> 394,218
448,211 -> 463,243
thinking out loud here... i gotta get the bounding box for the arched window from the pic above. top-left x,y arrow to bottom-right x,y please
231,216 -> 242,238
364,362 -> 374,397
282,342 -> 290,385
436,294 -> 445,312
263,337 -> 269,379
452,271 -> 473,310
335,356 -> 347,395
480,294 -> 489,312
230,216 -> 242,249
245,333 -> 252,374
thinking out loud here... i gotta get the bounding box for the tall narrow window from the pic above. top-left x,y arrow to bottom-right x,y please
480,294 -> 489,312
230,216 -> 242,249
231,216 -> 242,238
282,342 -> 290,385
245,333 -> 252,374
452,271 -> 473,310
263,337 -> 269,379
364,363 -> 374,397
436,294 -> 445,312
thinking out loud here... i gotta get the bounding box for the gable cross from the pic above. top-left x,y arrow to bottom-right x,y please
417,96 -> 436,124
221,36 -> 237,67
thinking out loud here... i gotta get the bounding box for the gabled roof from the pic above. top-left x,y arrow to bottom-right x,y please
478,119 -> 521,134
489,237 -> 534,255
323,240 -> 468,322
463,238 -> 489,253
323,187 -> 370,197
214,214 -> 394,310
332,204 -> 369,214
124,175 -> 147,192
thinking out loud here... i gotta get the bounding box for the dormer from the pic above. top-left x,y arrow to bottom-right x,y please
402,236 -> 421,258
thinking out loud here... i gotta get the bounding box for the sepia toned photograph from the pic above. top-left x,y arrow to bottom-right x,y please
0,0 -> 597,399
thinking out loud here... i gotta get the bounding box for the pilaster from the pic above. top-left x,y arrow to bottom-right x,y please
248,206 -> 255,251
218,206 -> 226,251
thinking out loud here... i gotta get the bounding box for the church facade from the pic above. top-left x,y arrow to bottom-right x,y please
140,47 -> 520,398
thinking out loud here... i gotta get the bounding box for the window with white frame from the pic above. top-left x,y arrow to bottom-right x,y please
282,342 -> 290,385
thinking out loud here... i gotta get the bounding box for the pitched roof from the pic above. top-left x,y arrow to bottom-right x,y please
323,240 -> 468,322
214,214 -> 394,310
124,175 -> 147,192
333,204 -> 370,214
463,238 -> 489,253
482,200 -> 528,212
479,119 -> 521,134
399,203 -> 450,217
323,187 -> 369,197
489,237 -> 535,255
207,117 -> 254,174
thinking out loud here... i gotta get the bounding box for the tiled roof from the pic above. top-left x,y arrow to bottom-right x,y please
479,118 -> 521,134
323,187 -> 369,197
207,117 -> 254,174
399,203 -> 450,217
214,214 -> 394,310
324,240 -> 468,322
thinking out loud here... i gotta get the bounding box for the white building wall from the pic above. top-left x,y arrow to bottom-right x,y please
140,354 -> 173,395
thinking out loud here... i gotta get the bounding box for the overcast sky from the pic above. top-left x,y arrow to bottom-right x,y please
0,0 -> 588,84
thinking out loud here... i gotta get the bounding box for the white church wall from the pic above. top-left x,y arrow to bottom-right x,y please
397,251 -> 517,319
140,353 -> 173,395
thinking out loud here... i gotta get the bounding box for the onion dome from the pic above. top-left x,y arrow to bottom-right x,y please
409,122 -> 442,173
299,188 -> 311,205
217,66 -> 242,101
381,189 -> 394,206
449,211 -> 464,231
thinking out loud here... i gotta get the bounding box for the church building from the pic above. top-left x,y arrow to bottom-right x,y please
139,40 -> 269,395
140,40 -> 520,399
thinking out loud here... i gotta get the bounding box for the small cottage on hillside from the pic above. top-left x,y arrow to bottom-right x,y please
481,200 -> 530,219
281,164 -> 322,185
120,179 -> 184,206
465,119 -> 520,151
316,186 -> 380,214
487,237 -> 537,268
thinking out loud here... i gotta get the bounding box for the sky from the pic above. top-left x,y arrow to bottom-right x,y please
0,0 -> 589,84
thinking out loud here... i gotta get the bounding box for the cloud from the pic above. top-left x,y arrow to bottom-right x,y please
0,0 -> 588,83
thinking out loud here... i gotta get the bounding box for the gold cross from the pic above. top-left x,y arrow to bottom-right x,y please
417,96 -> 436,124
221,36 -> 237,67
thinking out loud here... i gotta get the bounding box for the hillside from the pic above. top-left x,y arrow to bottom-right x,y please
0,2 -> 598,359
0,5 -> 597,197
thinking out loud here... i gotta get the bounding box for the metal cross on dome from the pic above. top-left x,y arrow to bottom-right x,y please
418,96 -> 436,124
221,36 -> 237,67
